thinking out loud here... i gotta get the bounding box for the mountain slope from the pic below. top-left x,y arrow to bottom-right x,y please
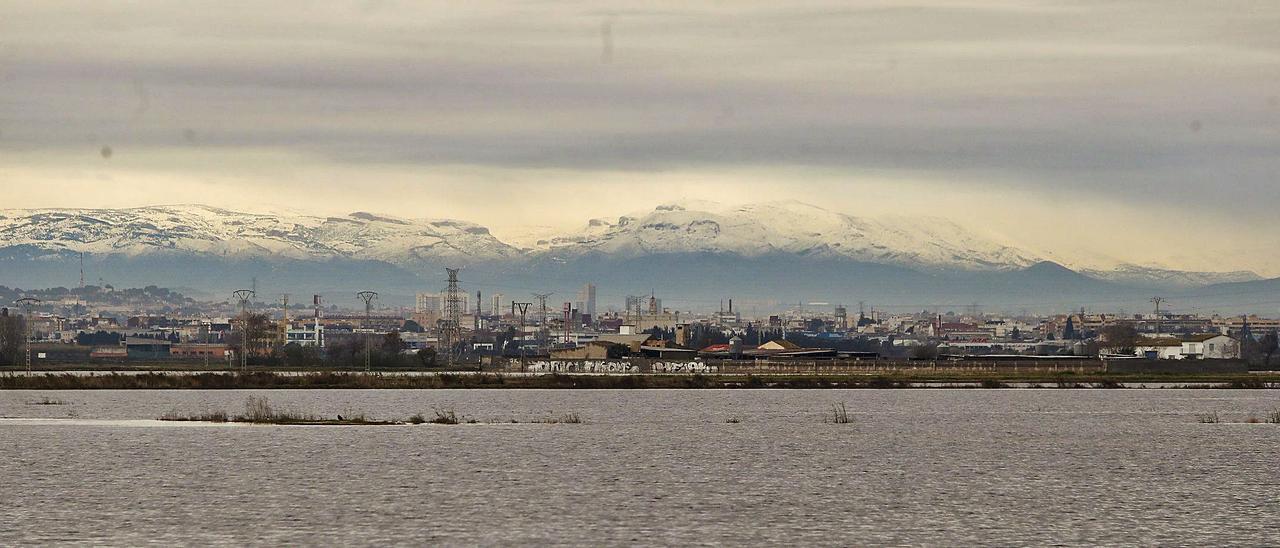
0,202 -> 1266,310
534,201 -> 1042,271
0,205 -> 521,267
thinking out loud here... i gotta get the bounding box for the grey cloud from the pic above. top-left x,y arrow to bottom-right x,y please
2,1 -> 1279,215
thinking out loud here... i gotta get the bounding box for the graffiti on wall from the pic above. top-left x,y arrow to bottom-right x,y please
509,359 -> 718,374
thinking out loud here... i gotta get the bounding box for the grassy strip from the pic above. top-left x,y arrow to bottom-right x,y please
4,371 -> 1279,390
159,397 -> 586,426
159,396 -> 402,425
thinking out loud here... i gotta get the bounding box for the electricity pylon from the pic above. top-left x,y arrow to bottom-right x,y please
357,291 -> 378,372
232,289 -> 255,372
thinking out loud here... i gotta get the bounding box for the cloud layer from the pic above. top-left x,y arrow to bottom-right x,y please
1,1 -> 1278,273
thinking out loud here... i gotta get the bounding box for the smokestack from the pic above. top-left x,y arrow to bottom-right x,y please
728,299 -> 733,314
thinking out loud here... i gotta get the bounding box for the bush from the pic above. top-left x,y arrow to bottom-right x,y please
430,410 -> 459,424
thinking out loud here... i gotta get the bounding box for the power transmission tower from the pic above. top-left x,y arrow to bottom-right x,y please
14,297 -> 41,373
533,293 -> 553,344
1150,296 -> 1165,336
512,301 -> 532,371
443,268 -> 463,364
279,294 -> 290,347
77,252 -> 85,311
232,289 -> 255,372
513,301 -> 531,328
357,291 -> 378,372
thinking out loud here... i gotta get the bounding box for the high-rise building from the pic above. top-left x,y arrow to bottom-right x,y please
416,291 -> 470,315
491,293 -> 504,316
445,290 -> 469,315
415,293 -> 442,314
576,284 -> 597,320
625,295 -> 643,316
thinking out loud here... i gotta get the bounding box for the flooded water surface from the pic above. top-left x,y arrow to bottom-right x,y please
2,389 -> 1278,546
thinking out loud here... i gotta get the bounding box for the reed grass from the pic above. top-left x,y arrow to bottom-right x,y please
1196,412 -> 1220,424
828,402 -> 851,424
430,410 -> 459,424
533,413 -> 583,424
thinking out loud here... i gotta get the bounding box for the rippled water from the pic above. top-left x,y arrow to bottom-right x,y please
2,389 -> 1278,546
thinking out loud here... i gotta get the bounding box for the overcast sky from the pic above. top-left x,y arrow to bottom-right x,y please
1,1 -> 1278,273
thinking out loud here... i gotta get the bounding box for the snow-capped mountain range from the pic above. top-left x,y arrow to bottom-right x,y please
0,205 -> 521,267
534,201 -> 1041,271
0,202 -> 1264,281
0,202 -> 1263,293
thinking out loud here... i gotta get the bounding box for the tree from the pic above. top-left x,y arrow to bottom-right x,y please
76,331 -> 121,346
1257,330 -> 1277,367
402,320 -> 425,333
416,348 -> 438,368
281,342 -> 322,367
1100,324 -> 1140,355
0,314 -> 24,366
225,313 -> 275,365
381,331 -> 405,354
911,343 -> 939,360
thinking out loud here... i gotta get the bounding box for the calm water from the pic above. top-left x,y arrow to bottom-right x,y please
2,389 -> 1278,546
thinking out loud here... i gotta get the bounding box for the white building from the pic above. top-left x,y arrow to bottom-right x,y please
1134,338 -> 1184,360
1181,334 -> 1239,359
286,324 -> 325,348
415,293 -> 442,314
1135,334 -> 1240,360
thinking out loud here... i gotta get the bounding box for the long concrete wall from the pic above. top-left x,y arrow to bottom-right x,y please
1104,360 -> 1248,374
505,358 -> 1111,375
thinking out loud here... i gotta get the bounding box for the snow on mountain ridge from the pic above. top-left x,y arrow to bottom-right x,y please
0,205 -> 520,266
1,203 -> 1264,284
536,200 -> 1044,271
